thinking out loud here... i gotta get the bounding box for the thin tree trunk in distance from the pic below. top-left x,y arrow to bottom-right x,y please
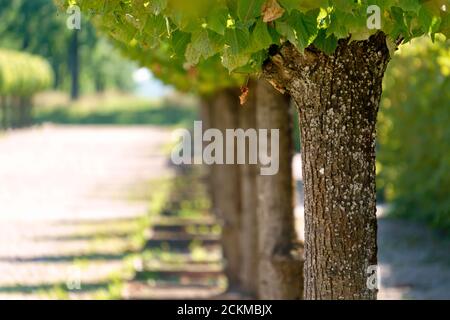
18,97 -> 32,128
10,97 -> 21,129
212,88 -> 242,290
256,79 -> 303,299
263,32 -> 390,299
18,98 -> 26,128
0,97 -> 7,130
238,81 -> 259,297
69,30 -> 80,100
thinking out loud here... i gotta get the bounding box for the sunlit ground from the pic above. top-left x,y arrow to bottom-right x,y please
0,127 -> 448,299
0,125 -> 172,299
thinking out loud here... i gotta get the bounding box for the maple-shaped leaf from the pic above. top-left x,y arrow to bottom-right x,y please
262,0 -> 285,23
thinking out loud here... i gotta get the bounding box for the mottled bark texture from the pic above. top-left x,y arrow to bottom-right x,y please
211,88 -> 242,289
238,81 -> 259,296
263,33 -> 390,300
256,79 -> 303,299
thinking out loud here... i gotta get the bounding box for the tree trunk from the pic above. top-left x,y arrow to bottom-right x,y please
238,81 -> 259,297
199,97 -> 219,218
256,79 -> 303,299
10,97 -> 21,129
263,32 -> 390,299
52,63 -> 61,90
18,97 -> 32,128
211,88 -> 242,290
69,30 -> 80,100
0,97 -> 8,130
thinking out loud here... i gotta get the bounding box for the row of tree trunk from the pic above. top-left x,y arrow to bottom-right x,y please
0,96 -> 33,130
200,79 -> 303,299
200,35 -> 389,300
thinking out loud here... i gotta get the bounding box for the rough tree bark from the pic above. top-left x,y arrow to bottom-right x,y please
263,33 -> 390,299
238,81 -> 259,296
256,79 -> 303,299
211,88 -> 242,290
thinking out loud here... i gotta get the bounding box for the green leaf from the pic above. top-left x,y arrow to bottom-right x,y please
290,10 -> 319,51
237,0 -> 266,22
222,47 -> 251,71
313,29 -> 338,55
148,0 -> 168,15
185,29 -> 215,65
225,26 -> 250,54
298,0 -> 328,12
399,0 -> 421,14
277,0 -> 301,13
440,11 -> 450,38
250,19 -> 274,52
207,7 -> 229,35
389,6 -> 409,39
275,20 -> 297,44
171,31 -> 191,57
142,14 -> 167,38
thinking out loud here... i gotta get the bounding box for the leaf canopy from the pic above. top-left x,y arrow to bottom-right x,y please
59,0 -> 450,75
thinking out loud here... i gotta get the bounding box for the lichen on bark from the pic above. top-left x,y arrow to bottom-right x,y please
263,32 -> 391,300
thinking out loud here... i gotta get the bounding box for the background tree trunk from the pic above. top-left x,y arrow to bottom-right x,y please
211,88 -> 242,290
263,33 -> 390,299
238,81 -> 259,297
0,97 -> 8,130
10,97 -> 21,129
69,30 -> 80,101
18,97 -> 32,128
199,97 -> 218,218
256,79 -> 303,299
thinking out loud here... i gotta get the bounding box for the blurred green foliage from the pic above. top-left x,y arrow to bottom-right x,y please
0,0 -> 135,95
378,36 -> 450,233
0,49 -> 53,96
34,93 -> 198,127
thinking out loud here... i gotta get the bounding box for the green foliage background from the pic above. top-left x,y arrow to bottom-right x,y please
0,0 -> 135,95
378,36 -> 450,232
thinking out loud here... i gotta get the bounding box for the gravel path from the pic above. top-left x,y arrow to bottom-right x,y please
1,131 -> 447,300
0,125 -> 172,299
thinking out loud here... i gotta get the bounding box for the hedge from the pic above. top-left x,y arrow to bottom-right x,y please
0,49 -> 53,128
378,36 -> 450,233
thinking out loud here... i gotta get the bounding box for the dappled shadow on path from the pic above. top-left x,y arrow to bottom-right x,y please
378,216 -> 450,299
31,231 -> 131,242
0,281 -> 110,294
0,125 -> 172,299
0,215 -> 141,299
0,251 -> 134,264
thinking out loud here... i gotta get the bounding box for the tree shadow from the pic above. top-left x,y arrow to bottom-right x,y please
51,217 -> 138,227
0,281 -> 110,294
378,216 -> 450,299
32,231 -> 131,242
0,251 -> 134,264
